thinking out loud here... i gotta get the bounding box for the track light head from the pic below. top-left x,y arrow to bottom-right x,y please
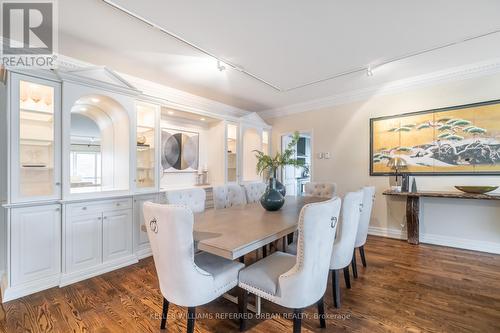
217,60 -> 226,72
366,65 -> 374,77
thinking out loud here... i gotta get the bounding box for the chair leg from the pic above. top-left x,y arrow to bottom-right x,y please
160,297 -> 169,329
187,307 -> 196,333
352,249 -> 358,279
360,246 -> 367,267
332,269 -> 341,308
238,288 -> 248,332
293,308 -> 302,333
343,266 -> 351,289
316,296 -> 326,328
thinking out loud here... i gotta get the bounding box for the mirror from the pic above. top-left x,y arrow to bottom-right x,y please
69,94 -> 130,194
70,113 -> 101,190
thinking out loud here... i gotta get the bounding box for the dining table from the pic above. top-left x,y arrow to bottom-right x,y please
142,195 -> 328,313
193,195 -> 326,260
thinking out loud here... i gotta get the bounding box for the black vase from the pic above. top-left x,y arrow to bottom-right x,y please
260,178 -> 285,211
270,169 -> 286,197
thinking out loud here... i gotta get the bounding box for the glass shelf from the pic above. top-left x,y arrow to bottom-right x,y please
136,102 -> 157,190
18,79 -> 56,199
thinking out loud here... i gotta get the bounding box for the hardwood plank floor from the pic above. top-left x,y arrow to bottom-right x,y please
1,236 -> 499,333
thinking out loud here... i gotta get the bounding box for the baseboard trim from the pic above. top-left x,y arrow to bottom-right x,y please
1,274 -> 60,303
368,226 -> 407,240
368,226 -> 500,254
136,247 -> 152,260
420,233 -> 500,255
60,255 -> 138,287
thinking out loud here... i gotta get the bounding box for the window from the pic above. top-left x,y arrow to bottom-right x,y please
70,149 -> 101,187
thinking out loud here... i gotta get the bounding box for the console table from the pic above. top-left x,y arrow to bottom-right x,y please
383,190 -> 500,245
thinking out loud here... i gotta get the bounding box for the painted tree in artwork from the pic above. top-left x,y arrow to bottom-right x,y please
372,104 -> 500,173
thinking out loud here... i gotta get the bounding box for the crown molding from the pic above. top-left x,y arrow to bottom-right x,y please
259,58 -> 500,119
55,54 -> 252,120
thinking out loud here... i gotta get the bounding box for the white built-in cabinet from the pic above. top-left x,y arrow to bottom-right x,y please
62,198 -> 134,285
10,204 -> 61,288
1,67 -> 271,303
133,193 -> 158,258
9,73 -> 61,203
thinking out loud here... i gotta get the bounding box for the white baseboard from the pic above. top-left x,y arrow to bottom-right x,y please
420,233 -> 500,255
1,274 -> 60,303
368,226 -> 407,240
368,226 -> 500,255
60,255 -> 138,287
136,247 -> 152,260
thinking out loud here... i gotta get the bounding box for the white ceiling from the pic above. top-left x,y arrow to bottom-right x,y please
58,0 -> 500,113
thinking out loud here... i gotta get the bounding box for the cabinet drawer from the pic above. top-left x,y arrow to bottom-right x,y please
67,198 -> 132,216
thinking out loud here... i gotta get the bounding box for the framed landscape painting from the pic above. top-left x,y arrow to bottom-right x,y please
370,99 -> 500,175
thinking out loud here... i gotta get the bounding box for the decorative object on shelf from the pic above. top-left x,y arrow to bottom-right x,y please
161,129 -> 199,172
254,131 -> 303,205
370,99 -> 500,175
260,177 -> 285,211
136,135 -> 147,145
387,157 -> 407,191
455,186 -> 498,194
411,177 -> 418,192
401,174 -> 410,192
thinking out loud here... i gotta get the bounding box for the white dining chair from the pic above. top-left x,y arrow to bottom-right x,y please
238,197 -> 342,333
304,182 -> 336,198
243,182 -> 267,204
329,190 -> 363,308
351,186 -> 376,278
213,184 -> 247,209
165,188 -> 206,213
143,202 -> 245,332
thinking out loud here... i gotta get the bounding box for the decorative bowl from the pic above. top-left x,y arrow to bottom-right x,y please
455,186 -> 498,194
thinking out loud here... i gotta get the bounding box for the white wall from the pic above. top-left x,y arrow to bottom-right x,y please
269,72 -> 500,254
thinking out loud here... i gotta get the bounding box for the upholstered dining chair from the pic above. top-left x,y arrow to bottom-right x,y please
304,182 -> 336,198
165,188 -> 206,213
243,182 -> 267,204
143,202 -> 245,332
329,190 -> 363,308
351,186 -> 376,278
238,197 -> 342,333
213,184 -> 247,209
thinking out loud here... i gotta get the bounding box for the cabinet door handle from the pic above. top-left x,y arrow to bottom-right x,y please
55,182 -> 61,186
103,216 -> 108,220
82,207 -> 87,210
55,208 -> 60,212
98,217 -> 102,220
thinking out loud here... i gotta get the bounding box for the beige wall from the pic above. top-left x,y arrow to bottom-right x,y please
268,72 -> 500,254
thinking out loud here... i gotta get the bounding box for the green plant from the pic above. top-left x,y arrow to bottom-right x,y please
254,131 -> 304,178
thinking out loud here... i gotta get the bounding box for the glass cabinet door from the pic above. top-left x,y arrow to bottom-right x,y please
135,102 -> 158,191
11,74 -> 61,202
226,123 -> 239,183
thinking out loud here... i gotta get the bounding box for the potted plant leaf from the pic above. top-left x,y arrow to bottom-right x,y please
254,131 -> 304,210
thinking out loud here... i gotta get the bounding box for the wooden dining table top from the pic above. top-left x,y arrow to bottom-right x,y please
193,196 -> 327,260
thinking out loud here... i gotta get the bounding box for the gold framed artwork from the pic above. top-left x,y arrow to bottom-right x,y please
370,99 -> 500,175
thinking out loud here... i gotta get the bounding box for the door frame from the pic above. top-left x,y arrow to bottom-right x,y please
279,129 -> 314,192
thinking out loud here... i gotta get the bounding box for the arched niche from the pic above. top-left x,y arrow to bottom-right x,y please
70,94 -> 130,193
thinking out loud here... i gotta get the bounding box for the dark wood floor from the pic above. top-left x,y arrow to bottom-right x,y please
1,236 -> 500,333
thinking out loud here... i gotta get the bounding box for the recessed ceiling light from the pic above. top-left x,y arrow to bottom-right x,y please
80,107 -> 87,111
200,118 -> 205,121
91,97 -> 100,103
168,111 -> 174,115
